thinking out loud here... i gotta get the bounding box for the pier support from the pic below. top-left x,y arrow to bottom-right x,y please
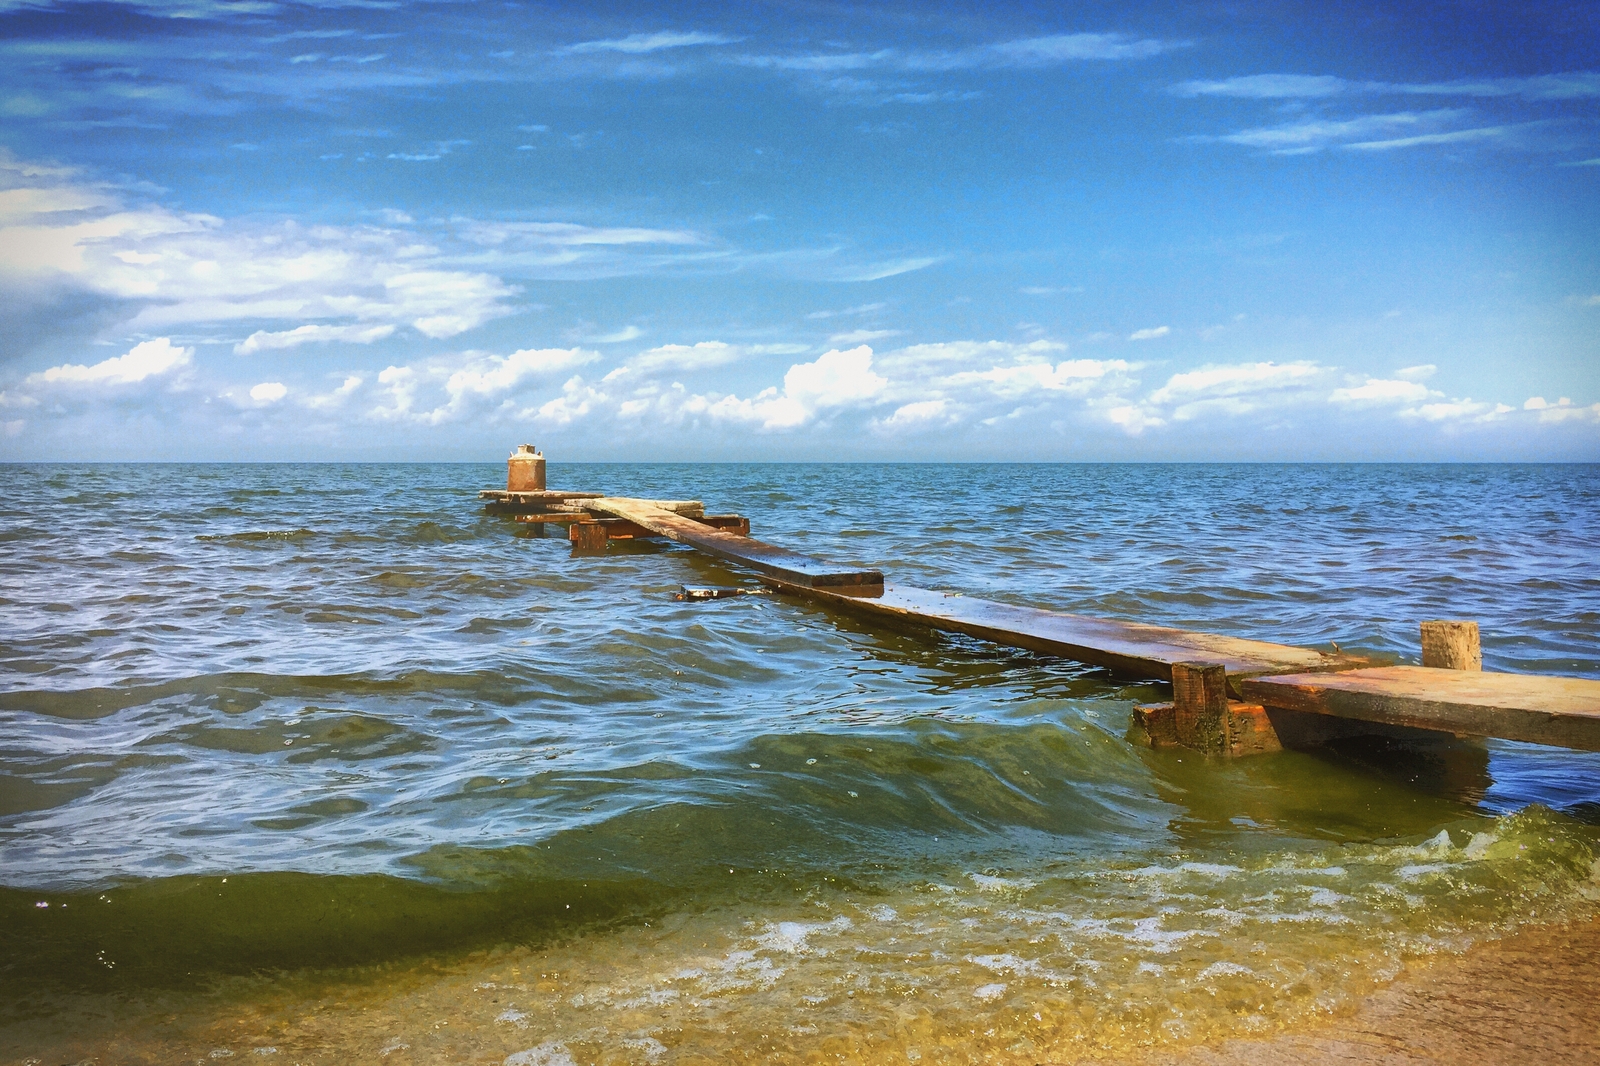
1132,662 -> 1283,757
1422,620 -> 1482,671
569,521 -> 608,553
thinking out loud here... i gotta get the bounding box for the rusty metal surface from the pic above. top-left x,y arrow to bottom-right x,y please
584,497 -> 884,591
1239,666 -> 1600,751
772,581 -> 1357,680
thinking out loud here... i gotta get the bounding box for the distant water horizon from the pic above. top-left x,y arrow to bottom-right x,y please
4,461 -> 1599,1062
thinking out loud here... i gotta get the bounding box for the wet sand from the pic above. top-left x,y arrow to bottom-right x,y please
1119,917 -> 1600,1066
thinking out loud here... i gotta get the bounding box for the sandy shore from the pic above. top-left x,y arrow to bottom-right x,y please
1109,917 -> 1600,1066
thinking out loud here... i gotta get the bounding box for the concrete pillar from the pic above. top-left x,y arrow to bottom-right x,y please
1422,620 -> 1481,671
507,444 -> 546,492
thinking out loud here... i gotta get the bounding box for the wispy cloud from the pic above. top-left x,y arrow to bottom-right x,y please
563,31 -> 739,55
1191,109 -> 1487,154
235,323 -> 395,355
1173,71 -> 1600,101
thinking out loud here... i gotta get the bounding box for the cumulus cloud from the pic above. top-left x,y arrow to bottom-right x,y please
26,337 -> 192,386
1329,377 -> 1436,405
1128,326 -> 1169,341
305,374 -> 364,410
249,381 -> 287,402
1524,396 -> 1600,424
680,346 -> 888,430
1146,360 -> 1326,420
875,398 -> 954,431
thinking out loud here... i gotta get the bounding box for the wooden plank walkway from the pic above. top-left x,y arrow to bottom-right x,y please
584,497 -> 885,593
479,468 -> 1600,754
1240,667 -> 1600,752
578,497 -> 1351,680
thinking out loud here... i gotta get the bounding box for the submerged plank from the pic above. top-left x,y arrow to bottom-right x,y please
583,497 -> 884,592
1239,667 -> 1600,751
773,580 -> 1355,680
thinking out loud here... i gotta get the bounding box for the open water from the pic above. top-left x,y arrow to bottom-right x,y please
3,462 -> 1600,1064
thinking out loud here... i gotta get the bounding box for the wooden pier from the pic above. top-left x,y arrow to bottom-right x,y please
481,448 -> 1600,756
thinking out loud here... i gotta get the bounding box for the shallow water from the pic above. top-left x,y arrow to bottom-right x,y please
2,463 -> 1599,1062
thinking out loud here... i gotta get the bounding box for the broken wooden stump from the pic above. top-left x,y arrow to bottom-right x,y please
1422,620 -> 1482,671
1132,661 -> 1283,757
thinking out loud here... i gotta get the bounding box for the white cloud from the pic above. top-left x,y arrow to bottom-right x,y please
1105,403 -> 1166,436
1197,109 -> 1472,153
1344,123 -> 1529,151
563,31 -> 738,55
876,398 -> 954,430
26,337 -> 192,386
623,340 -> 812,374
444,346 -> 598,403
830,256 -> 946,282
0,154 -> 735,353
1329,377 -> 1435,405
235,323 -> 396,354
829,328 -> 904,345
457,220 -> 703,248
306,374 -> 364,410
687,346 -> 887,430
572,325 -> 643,344
1394,364 -> 1436,381
1128,326 -> 1170,341
1172,74 -> 1347,99
1147,360 -> 1326,419
986,33 -> 1178,64
1171,71 -> 1600,102
1406,398 -> 1498,421
249,381 -> 287,403
1524,396 -> 1600,424
806,302 -> 886,320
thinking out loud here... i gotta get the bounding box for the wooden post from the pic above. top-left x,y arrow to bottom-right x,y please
569,522 -> 608,552
507,444 -> 546,492
1172,661 -> 1231,755
1422,620 -> 1481,671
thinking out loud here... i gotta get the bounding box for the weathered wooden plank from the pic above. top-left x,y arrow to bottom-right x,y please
582,497 -> 884,592
768,580 -> 1355,679
480,490 -> 606,501
1239,667 -> 1600,751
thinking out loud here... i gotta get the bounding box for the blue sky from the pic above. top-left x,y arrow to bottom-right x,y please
0,0 -> 1596,461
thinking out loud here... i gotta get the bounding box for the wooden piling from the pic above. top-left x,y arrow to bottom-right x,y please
569,521 -> 608,552
1422,620 -> 1481,671
1172,662 -> 1231,755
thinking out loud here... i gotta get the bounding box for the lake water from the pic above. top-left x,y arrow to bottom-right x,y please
3,462 -> 1600,1063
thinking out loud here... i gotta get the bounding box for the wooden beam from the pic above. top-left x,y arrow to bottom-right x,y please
1238,667 -> 1600,751
581,497 -> 884,592
769,581 -> 1358,679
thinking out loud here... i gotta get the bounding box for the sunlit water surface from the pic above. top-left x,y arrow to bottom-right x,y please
3,463 -> 1599,1063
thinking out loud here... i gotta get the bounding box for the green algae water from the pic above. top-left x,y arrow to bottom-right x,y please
3,462 -> 1599,1063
